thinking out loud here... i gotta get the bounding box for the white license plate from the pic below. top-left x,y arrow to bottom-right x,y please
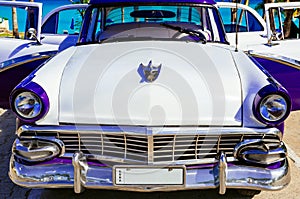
114,166 -> 184,185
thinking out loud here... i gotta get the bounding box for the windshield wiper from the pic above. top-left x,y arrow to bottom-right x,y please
160,23 -> 207,44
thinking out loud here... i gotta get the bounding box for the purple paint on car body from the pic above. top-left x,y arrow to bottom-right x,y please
267,161 -> 283,169
254,56 -> 300,111
0,51 -> 56,109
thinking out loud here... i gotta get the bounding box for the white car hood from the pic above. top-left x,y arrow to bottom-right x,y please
248,39 -> 300,61
58,41 -> 242,126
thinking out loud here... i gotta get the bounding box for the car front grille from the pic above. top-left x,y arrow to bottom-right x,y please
20,130 -> 281,165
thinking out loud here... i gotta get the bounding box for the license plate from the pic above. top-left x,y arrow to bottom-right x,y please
114,166 -> 185,185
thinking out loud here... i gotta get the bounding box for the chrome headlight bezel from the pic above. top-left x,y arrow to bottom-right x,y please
253,84 -> 291,125
10,81 -> 49,122
259,94 -> 288,122
14,91 -> 43,119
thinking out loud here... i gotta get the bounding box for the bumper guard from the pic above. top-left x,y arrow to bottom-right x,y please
9,150 -> 290,194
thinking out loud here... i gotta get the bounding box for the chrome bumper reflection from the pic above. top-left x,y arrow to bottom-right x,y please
9,152 -> 290,194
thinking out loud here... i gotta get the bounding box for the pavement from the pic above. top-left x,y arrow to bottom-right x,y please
1,108 -> 300,199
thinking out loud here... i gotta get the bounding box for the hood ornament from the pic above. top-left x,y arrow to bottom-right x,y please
137,60 -> 162,83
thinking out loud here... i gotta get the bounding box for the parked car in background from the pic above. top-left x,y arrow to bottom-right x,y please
0,1 -> 56,63
0,1 -> 87,108
217,2 -> 267,49
41,4 -> 88,51
9,0 -> 291,196
218,2 -> 300,111
248,2 -> 300,111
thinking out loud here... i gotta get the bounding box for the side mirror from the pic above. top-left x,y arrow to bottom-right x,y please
26,28 -> 41,45
26,28 -> 37,39
267,31 -> 282,46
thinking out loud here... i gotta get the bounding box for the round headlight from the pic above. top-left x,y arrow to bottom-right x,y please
14,91 -> 42,119
259,94 -> 288,122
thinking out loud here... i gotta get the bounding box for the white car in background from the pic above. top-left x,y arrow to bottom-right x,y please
0,0 -> 55,63
218,2 -> 300,111
217,2 -> 267,49
41,3 -> 88,51
0,1 -> 87,108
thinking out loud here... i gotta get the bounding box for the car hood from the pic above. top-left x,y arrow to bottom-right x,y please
58,41 -> 242,126
248,39 -> 300,61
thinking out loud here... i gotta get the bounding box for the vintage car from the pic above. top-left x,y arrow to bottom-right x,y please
41,3 -> 88,51
0,1 -> 57,63
217,2 -> 267,49
218,2 -> 300,111
9,0 -> 291,196
0,1 -> 87,108
248,2 -> 300,111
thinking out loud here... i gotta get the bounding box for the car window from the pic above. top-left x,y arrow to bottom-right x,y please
268,8 -> 282,34
105,6 -> 202,26
247,11 -> 264,31
0,5 -> 38,39
219,7 -> 263,33
42,8 -> 85,35
269,7 -> 300,39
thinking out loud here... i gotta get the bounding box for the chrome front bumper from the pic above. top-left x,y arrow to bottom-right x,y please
9,151 -> 290,194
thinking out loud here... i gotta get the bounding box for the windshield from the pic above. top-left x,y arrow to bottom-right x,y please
79,4 -> 228,44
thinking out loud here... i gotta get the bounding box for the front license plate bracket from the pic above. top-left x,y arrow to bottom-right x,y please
113,166 -> 185,186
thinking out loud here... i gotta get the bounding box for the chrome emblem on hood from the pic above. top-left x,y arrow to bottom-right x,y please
137,60 -> 162,83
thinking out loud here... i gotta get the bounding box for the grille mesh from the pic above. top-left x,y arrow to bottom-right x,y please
21,132 -> 280,164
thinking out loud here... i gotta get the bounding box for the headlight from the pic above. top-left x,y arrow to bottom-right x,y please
14,91 -> 42,119
259,94 -> 288,122
10,81 -> 49,122
253,84 -> 291,125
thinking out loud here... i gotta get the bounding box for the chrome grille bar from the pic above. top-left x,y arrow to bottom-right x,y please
18,125 -> 282,164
